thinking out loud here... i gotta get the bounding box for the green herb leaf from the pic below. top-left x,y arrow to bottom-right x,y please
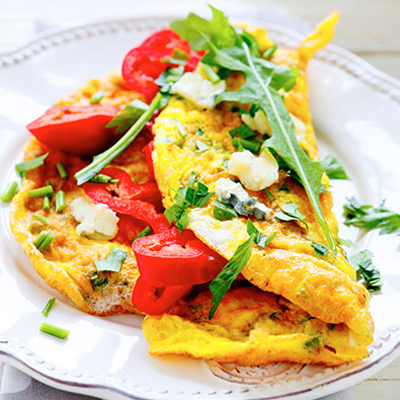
132,226 -> 153,242
75,92 -> 163,185
343,197 -> 400,235
106,99 -> 149,135
33,214 -> 50,225
213,200 -> 238,221
263,187 -> 274,201
275,203 -> 308,229
15,153 -> 49,178
232,137 -> 260,153
304,337 -> 320,352
195,140 -> 209,153
229,124 -> 256,139
171,6 -> 335,251
89,90 -> 105,104
42,297 -> 56,317
89,174 -> 118,184
89,271 -> 108,291
263,43 -> 277,60
247,219 -> 276,247
94,247 -> 127,273
322,155 -> 349,180
338,237 -> 356,248
349,250 -> 382,292
311,241 -> 329,257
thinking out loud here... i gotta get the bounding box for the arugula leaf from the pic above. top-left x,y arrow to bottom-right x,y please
132,226 -> 153,242
311,241 -> 329,257
343,197 -> 400,235
275,203 -> 308,229
322,155 -> 349,180
15,153 -> 49,178
229,124 -> 256,139
349,250 -> 382,292
106,100 -> 149,135
338,237 -> 356,248
171,6 -> 335,251
232,137 -> 260,153
94,247 -> 127,273
209,219 -> 275,318
213,200 -> 238,221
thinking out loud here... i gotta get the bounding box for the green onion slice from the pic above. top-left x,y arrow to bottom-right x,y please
34,231 -> 54,251
29,185 -> 54,198
40,322 -> 69,339
15,153 -> 49,178
33,214 -> 50,225
89,90 -> 105,104
55,190 -> 65,212
56,162 -> 68,179
1,181 -> 18,202
43,196 -> 50,210
42,297 -> 56,317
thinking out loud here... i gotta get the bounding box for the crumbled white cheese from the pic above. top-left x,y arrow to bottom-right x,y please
172,72 -> 226,109
290,113 -> 307,143
71,197 -> 119,240
228,149 -> 279,191
215,177 -> 249,204
241,109 -> 272,135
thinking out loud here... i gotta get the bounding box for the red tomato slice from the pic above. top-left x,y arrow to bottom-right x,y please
26,105 -> 120,156
132,276 -> 193,315
132,228 -> 226,287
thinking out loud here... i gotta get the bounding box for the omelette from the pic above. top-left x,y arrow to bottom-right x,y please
8,9 -> 374,368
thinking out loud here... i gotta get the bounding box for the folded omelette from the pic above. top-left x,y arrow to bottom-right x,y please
9,11 -> 374,367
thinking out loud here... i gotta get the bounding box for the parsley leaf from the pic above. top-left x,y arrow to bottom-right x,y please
106,99 -> 149,135
172,6 -> 335,251
349,250 -> 382,292
343,197 -> 400,235
322,155 -> 349,180
94,247 -> 127,273
275,203 -> 308,229
311,241 -> 329,257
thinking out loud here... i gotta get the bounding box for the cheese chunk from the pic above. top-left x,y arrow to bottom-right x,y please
71,197 -> 119,240
172,72 -> 226,109
228,149 -> 279,191
241,109 -> 272,135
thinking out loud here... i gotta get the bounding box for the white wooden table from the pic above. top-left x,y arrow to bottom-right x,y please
0,0 -> 399,398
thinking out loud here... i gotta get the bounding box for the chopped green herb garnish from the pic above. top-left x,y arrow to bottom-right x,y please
133,226 -> 153,242
94,247 -> 127,273
56,162 -> 68,179
322,155 -> 349,180
42,297 -> 56,317
40,322 -> 69,339
29,185 -> 54,198
343,197 -> 400,235
75,92 -> 163,185
311,241 -> 329,257
89,90 -> 105,104
89,174 -> 118,184
263,187 -> 274,202
173,119 -> 187,138
209,219 -> 275,318
304,337 -> 320,352
232,137 -> 260,153
213,200 -> 238,221
1,181 -> 18,202
155,66 -> 185,93
160,48 -> 189,65
229,124 -> 257,140
55,191 -> 65,212
195,140 -> 209,153
338,237 -> 356,249
349,250 -> 382,292
199,62 -> 220,83
43,196 -> 50,210
90,271 -> 108,291
262,43 -> 277,60
275,203 -> 308,229
15,153 -> 49,178
33,214 -> 50,225
171,6 -> 335,251
33,231 -> 54,251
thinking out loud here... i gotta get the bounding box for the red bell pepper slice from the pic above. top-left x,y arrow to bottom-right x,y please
132,228 -> 226,287
83,167 -> 169,233
142,141 -> 155,181
26,105 -> 120,156
132,276 -> 193,315
122,29 -> 203,102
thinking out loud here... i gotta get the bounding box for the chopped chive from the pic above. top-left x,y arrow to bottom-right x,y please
55,191 -> 65,212
42,297 -> 56,317
33,214 -> 50,225
56,162 -> 68,179
89,90 -> 105,104
264,187 -> 274,202
89,174 -> 118,184
1,181 -> 18,202
29,185 -> 54,198
173,119 -> 187,138
15,153 -> 49,178
133,226 -> 153,242
195,140 -> 209,153
200,63 -> 220,83
40,322 -> 69,339
43,196 -> 50,210
33,231 -> 54,251
263,43 -> 277,60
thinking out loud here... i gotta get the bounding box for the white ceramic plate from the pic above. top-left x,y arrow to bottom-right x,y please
0,10 -> 400,400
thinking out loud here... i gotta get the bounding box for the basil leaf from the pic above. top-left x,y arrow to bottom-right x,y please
349,250 -> 382,292
311,241 -> 329,257
343,197 -> 400,235
213,200 -> 238,221
15,153 -> 49,178
106,99 -> 149,135
247,219 -> 276,247
322,155 -> 349,180
94,247 -> 127,273
275,203 -> 308,229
